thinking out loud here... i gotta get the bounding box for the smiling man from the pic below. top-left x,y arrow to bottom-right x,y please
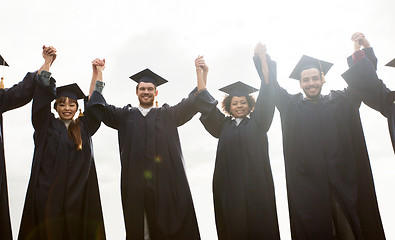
254,43 -> 385,240
89,68 -> 201,240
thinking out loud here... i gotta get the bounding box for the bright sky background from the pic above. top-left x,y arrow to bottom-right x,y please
1,0 -> 395,239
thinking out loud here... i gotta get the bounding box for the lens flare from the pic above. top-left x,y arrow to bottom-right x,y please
143,170 -> 153,179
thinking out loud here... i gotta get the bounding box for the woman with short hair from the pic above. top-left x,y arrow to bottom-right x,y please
193,44 -> 279,240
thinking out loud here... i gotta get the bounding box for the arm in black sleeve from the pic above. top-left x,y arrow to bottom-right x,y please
253,54 -> 293,113
31,73 -> 56,130
0,71 -> 38,113
194,89 -> 225,138
251,55 -> 276,132
83,88 -> 107,136
347,47 -> 378,70
87,90 -> 122,130
165,88 -> 200,127
342,57 -> 390,117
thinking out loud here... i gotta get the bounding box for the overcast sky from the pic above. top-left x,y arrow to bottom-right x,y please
1,0 -> 395,239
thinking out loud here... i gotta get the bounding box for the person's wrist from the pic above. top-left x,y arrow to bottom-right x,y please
259,53 -> 266,59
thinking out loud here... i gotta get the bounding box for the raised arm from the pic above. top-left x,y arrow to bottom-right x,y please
254,43 -> 270,84
347,32 -> 377,69
82,58 -> 106,136
193,56 -> 225,138
342,33 -> 390,116
32,46 -> 57,130
87,59 -> 123,131
89,58 -> 105,98
195,55 -> 208,91
38,45 -> 56,74
253,42 -> 293,113
251,42 -> 275,131
0,46 -> 55,112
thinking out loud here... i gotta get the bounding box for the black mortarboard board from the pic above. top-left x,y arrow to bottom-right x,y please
289,55 -> 333,80
56,83 -> 86,100
219,81 -> 258,97
0,55 -> 9,67
385,58 -> 395,68
129,68 -> 168,87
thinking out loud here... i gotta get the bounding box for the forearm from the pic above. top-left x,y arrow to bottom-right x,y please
260,54 -> 270,84
196,69 -> 206,91
89,70 -> 103,98
38,60 -> 51,74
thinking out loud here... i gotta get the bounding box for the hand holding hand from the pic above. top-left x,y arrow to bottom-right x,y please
195,55 -> 208,90
351,32 -> 370,52
42,45 -> 57,66
195,55 -> 209,72
254,42 -> 267,57
92,58 -> 105,72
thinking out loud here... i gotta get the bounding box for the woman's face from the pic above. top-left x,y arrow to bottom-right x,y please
56,97 -> 78,120
230,96 -> 250,118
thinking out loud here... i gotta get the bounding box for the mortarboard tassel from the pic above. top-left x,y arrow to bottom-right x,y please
0,77 -> 4,90
318,60 -> 326,83
321,72 -> 326,83
78,109 -> 84,117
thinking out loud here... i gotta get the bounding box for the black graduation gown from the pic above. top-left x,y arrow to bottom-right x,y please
18,82 -> 106,240
193,60 -> 279,240
89,90 -> 200,240
254,56 -> 385,240
344,48 -> 395,154
389,97 -> 395,153
0,72 -> 37,240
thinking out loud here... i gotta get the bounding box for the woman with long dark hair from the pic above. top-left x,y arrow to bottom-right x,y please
18,49 -> 106,240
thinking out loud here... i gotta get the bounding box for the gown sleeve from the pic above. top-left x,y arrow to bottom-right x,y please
0,71 -> 37,113
164,88 -> 199,127
347,47 -> 378,70
342,56 -> 390,117
31,74 -> 56,131
88,90 -> 123,130
253,54 -> 293,113
82,90 -> 106,136
250,55 -> 276,132
194,89 -> 225,139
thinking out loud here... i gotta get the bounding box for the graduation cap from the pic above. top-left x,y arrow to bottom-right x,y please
385,58 -> 395,68
289,55 -> 333,81
219,81 -> 258,97
0,55 -> 9,67
56,83 -> 86,100
129,68 -> 168,87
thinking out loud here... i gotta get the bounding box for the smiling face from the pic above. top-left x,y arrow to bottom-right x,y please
55,97 -> 78,120
299,68 -> 323,100
136,82 -> 158,108
229,96 -> 251,118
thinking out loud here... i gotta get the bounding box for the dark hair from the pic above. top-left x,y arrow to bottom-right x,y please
221,95 -> 255,116
54,97 -> 83,151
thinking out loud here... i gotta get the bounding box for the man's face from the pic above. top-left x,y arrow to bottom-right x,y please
136,82 -> 158,107
299,68 -> 323,100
